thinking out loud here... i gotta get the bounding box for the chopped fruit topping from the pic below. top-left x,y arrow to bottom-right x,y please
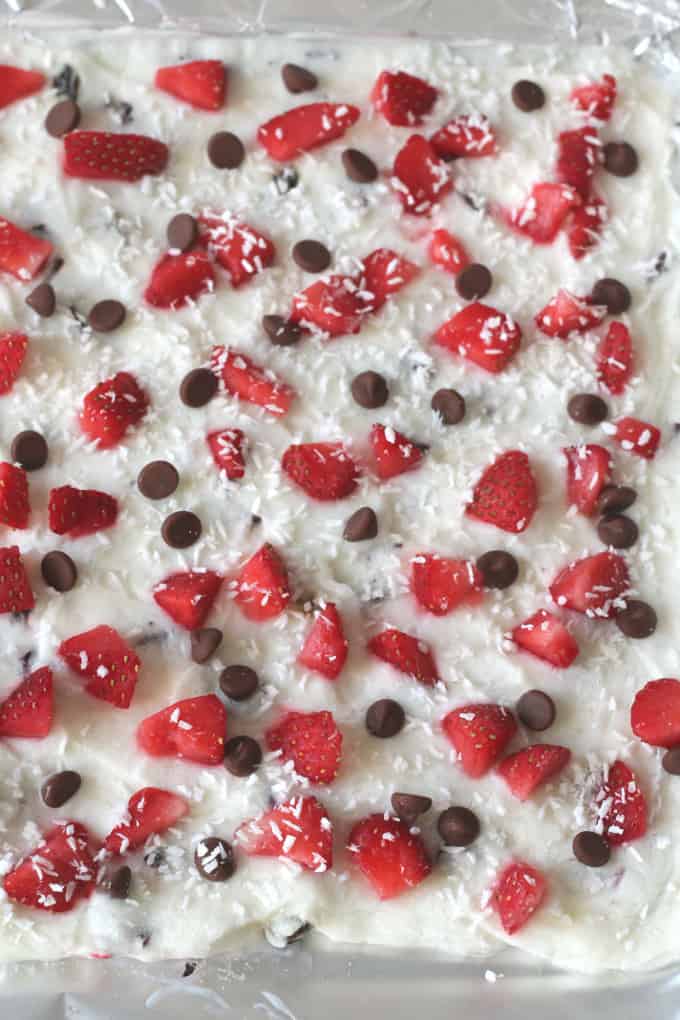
491,861 -> 547,934
0,546 -> 34,614
564,444 -> 612,516
104,787 -> 189,854
370,423 -> 424,480
596,760 -> 647,845
535,289 -> 605,339
212,346 -> 295,416
155,60 -> 227,111
0,218 -> 53,281
59,625 -> 140,709
63,131 -> 169,181
290,274 -> 364,337
430,114 -> 497,159
3,822 -> 96,913
236,795 -> 333,872
144,251 -> 216,309
153,570 -> 222,631
199,215 -> 275,287
359,248 -> 419,312
556,127 -> 600,198
410,553 -> 483,616
442,703 -> 518,778
207,428 -> 246,480
428,228 -> 470,275
549,551 -> 629,618
597,322 -> 633,395
368,628 -> 439,686
258,102 -> 360,161
571,74 -> 617,121
391,134 -> 452,215
370,70 -> 437,126
497,744 -> 571,800
282,442 -> 360,501
568,193 -> 606,259
48,485 -> 118,538
0,65 -> 46,110
511,610 -> 579,668
266,709 -> 342,783
612,417 -> 661,460
298,603 -> 348,680
0,667 -> 53,738
80,371 -> 149,448
466,450 -> 538,534
0,332 -> 28,395
631,678 -> 680,748
348,815 -> 432,900
435,301 -> 522,374
0,463 -> 30,530
234,543 -> 291,622
137,694 -> 227,765
505,182 -> 580,244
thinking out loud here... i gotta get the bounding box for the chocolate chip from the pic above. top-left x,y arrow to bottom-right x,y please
437,806 -> 480,847
161,511 -> 202,549
88,299 -> 126,333
343,506 -> 378,542
292,239 -> 331,273
567,393 -> 608,425
517,690 -> 555,731
11,430 -> 48,471
662,748 -> 680,775
431,388 -> 466,425
273,167 -> 299,194
573,831 -> 610,867
41,770 -> 82,808
590,278 -> 631,315
52,65 -> 79,101
597,514 -> 638,549
351,371 -> 388,409
597,484 -> 637,515
224,735 -> 262,777
26,282 -> 56,317
182,962 -> 198,978
391,792 -> 432,824
106,95 -> 133,125
511,79 -> 546,112
366,698 -> 405,738
180,367 -> 218,407
456,263 -> 492,300
41,551 -> 77,592
342,148 -> 378,183
137,461 -> 179,500
109,865 -> 132,900
194,837 -> 235,881
220,664 -> 259,701
207,131 -> 244,169
45,99 -> 80,138
603,141 -> 638,177
167,213 -> 198,253
262,314 -> 303,346
281,63 -> 318,93
476,550 -> 519,590
615,600 -> 657,639
191,627 -> 223,664
144,848 -> 165,869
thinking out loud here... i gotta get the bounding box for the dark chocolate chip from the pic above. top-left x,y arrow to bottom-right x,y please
662,748 -> 680,775
590,278 -> 631,315
567,393 -> 608,425
597,484 -> 637,515
273,167 -> 299,194
190,627 -> 223,664
161,511 -> 202,549
20,651 -> 33,674
137,460 -> 179,500
437,806 -> 480,847
45,99 -> 80,138
223,735 -> 262,777
615,600 -> 657,639
47,257 -> 64,280
180,367 -> 218,407
167,213 -> 198,253
106,95 -> 134,125
456,263 -> 492,300
88,299 -> 126,333
511,79 -> 546,112
343,506 -> 378,542
517,690 -> 556,731
391,792 -> 432,824
182,962 -> 198,978
41,551 -> 77,592
282,63 -> 318,94
220,664 -> 259,701
351,370 -> 388,409
476,550 -> 519,590
603,141 -> 638,177
194,837 -> 235,881
573,831 -> 610,867
109,865 -> 132,900
26,282 -> 56,318
292,239 -> 331,273
366,698 -> 405,738
431,388 -> 466,425
207,131 -> 244,170
41,770 -> 82,808
11,430 -> 48,471
52,65 -> 79,101
262,314 -> 303,346
597,514 -> 638,549
144,848 -> 165,869
342,148 -> 378,183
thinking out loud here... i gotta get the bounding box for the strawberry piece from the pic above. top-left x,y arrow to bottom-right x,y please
0,667 -> 53,738
137,694 -> 227,765
428,228 -> 469,275
370,423 -> 423,480
613,417 -> 661,460
563,443 -> 611,516
490,861 -> 547,935
631,678 -> 680,748
0,332 -> 27,395
358,248 -> 419,312
368,628 -> 439,687
234,543 -> 291,622
298,603 -> 348,681
466,450 -> 537,534
435,301 -> 522,374
266,709 -> 342,784
282,442 -> 359,501
236,795 -> 333,872
596,760 -> 647,845
410,553 -> 483,616
571,74 -> 617,121
258,102 -> 360,161
0,463 -> 29,530
0,65 -> 46,110
59,625 -> 141,709
3,822 -> 96,913
0,218 -> 53,281
556,127 -> 600,199
549,551 -> 629,619
154,60 -> 226,111
430,114 -> 497,159
199,215 -> 275,287
442,703 -> 517,778
348,814 -> 431,900
63,131 -> 168,182
392,135 -> 452,216
48,485 -> 118,538
505,183 -> 580,244
211,346 -> 295,416
144,251 -> 215,309
80,370 -> 149,449
567,193 -> 606,260
370,70 -> 438,126
497,744 -> 571,800
290,275 -> 364,337
104,787 -> 189,854
535,289 -> 604,339
597,322 -> 633,396
0,546 -> 34,614
511,609 -> 579,668
207,428 -> 246,480
153,570 -> 222,631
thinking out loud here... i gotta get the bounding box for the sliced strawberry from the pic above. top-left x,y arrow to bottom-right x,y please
571,74 -> 617,121
368,628 -> 439,686
144,251 -> 215,309
258,102 -> 360,161
63,131 -> 169,182
199,215 -> 275,287
370,423 -> 423,480
137,694 -> 227,765
48,485 -> 118,538
236,795 -> 333,872
549,551 -> 629,619
234,543 -> 291,622
435,301 -> 522,374
3,822 -> 96,913
490,861 -> 547,935
358,248 -> 419,312
563,444 -> 611,516
59,625 -> 140,709
511,609 -> 579,668
497,744 -> 571,800
266,709 -> 342,784
80,370 -> 149,449
104,787 -> 189,854
556,127 -> 600,198
428,228 -> 469,275
466,450 -> 537,534
0,463 -> 29,530
631,678 -> 680,748
153,570 -> 222,631
348,814 -> 431,900
410,553 -> 483,616
290,275 -> 364,337
391,134 -> 452,216
596,760 -> 647,845
612,417 -> 661,460
155,60 -> 226,111
597,322 -> 633,396
430,114 -> 497,159
0,332 -> 28,396
567,193 -> 606,260
442,703 -> 518,778
0,218 -> 53,281
370,70 -> 437,126
211,346 -> 295,416
206,428 -> 246,480
298,603 -> 348,681
535,289 -> 605,339
0,667 -> 53,738
0,546 -> 34,614
0,65 -> 46,110
282,442 -> 359,501
505,182 -> 580,244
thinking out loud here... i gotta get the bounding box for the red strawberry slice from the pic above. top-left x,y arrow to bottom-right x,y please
153,570 -> 222,631
567,193 -> 606,260
3,822 -> 96,913
0,667 -> 53,738
211,346 -> 295,416
64,131 -> 168,182
497,744 -> 571,800
596,760 -> 647,845
298,603 -> 348,681
59,625 -> 141,709
511,609 -> 579,668
556,127 -> 600,198
236,795 -> 333,872
48,485 -> 118,538
137,694 -> 227,765
347,814 -> 431,900
564,444 -> 611,516
535,289 -> 605,339
104,787 -> 189,854
207,428 -> 246,480
258,102 -> 360,161
612,417 -> 660,460
0,546 -> 34,614
370,70 -> 438,126
266,709 -> 342,784
144,251 -> 216,309
549,551 -> 629,619
370,423 -> 423,480
368,628 -> 439,686
435,301 -> 522,374
358,248 -> 419,312
282,442 -> 359,501
155,60 -> 226,111
391,135 -> 452,216
466,450 -> 537,534
410,553 -> 483,616
0,218 -> 53,281
234,543 -> 291,622
430,114 -> 497,159
290,275 -> 364,337
505,182 -> 580,244
631,678 -> 680,748
597,322 -> 633,396
442,703 -> 518,778
490,861 -> 547,935
80,370 -> 149,449
199,215 -> 275,287
428,228 -> 469,275
0,65 -> 46,110
0,462 -> 29,530
0,332 -> 28,395
571,74 -> 617,121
